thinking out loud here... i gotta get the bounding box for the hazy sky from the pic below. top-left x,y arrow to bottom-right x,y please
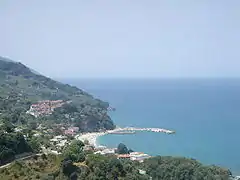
0,0 -> 240,78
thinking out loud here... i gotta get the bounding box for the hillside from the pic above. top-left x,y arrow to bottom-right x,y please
0,154 -> 232,180
0,56 -> 115,132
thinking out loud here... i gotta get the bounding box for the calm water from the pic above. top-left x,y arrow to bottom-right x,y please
64,79 -> 240,174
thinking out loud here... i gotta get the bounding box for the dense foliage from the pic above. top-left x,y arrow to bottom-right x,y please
0,153 -> 233,180
63,140 -> 85,163
0,154 -> 63,180
0,123 -> 33,165
116,143 -> 129,154
0,57 -> 115,132
81,154 -> 149,180
143,156 -> 231,180
0,129 -> 233,180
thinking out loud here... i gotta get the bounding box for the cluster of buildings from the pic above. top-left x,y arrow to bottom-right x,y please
50,135 -> 69,150
26,100 -> 65,117
64,126 -> 79,136
117,152 -> 151,162
94,147 -> 116,155
93,146 -> 151,163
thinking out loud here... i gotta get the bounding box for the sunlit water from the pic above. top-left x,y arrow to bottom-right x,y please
64,79 -> 240,175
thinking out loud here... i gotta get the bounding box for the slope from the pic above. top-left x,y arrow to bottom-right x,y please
0,56 -> 115,132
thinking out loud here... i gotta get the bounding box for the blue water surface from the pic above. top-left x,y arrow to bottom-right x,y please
63,79 -> 240,174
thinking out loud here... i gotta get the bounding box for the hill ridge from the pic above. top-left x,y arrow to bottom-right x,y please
0,57 -> 115,132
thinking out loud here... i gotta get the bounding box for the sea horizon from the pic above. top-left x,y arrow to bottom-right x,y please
62,78 -> 240,175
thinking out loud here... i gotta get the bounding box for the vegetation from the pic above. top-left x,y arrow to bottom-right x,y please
142,156 -> 232,180
63,140 -> 85,163
0,138 -> 232,180
0,153 -> 232,180
116,143 -> 128,154
0,56 -> 115,167
0,154 -> 63,180
0,122 -> 33,165
0,56 -> 234,180
81,154 -> 149,180
0,56 -> 115,132
115,143 -> 134,154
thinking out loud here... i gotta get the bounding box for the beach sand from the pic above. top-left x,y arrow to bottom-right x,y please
75,132 -> 106,147
75,127 -> 173,148
75,128 -> 122,147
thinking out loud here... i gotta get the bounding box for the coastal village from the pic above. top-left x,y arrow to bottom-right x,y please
15,123 -> 155,162
0,58 -> 236,179
26,100 -> 70,117
11,99 -> 176,164
49,130 -> 152,162
14,123 -> 154,163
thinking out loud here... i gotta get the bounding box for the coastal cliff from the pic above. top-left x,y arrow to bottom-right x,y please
0,56 -> 115,132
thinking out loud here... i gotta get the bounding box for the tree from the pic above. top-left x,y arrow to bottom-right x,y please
63,140 -> 85,162
0,147 -> 15,165
28,121 -> 37,130
28,137 -> 41,153
84,154 -> 150,180
0,132 -> 32,165
143,156 -> 231,180
1,119 -> 14,133
69,172 -> 78,180
116,143 -> 129,154
62,159 -> 77,176
128,149 -> 134,153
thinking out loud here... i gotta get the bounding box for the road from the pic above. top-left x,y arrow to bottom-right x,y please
0,153 -> 42,169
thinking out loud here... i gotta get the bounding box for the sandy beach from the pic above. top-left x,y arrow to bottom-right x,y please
75,132 -> 107,147
75,128 -> 122,147
75,127 -> 174,148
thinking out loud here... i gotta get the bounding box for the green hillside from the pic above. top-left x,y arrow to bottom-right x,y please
0,154 -> 232,180
0,56 -> 115,132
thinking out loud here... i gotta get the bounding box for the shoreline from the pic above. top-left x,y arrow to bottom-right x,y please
75,127 -> 125,147
75,132 -> 106,147
75,126 -> 174,148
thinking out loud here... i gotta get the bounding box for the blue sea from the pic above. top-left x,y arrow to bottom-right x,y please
64,79 -> 240,174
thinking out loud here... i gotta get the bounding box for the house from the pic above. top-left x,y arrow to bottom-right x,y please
129,152 -> 151,162
64,127 -> 79,136
95,145 -> 107,151
50,138 -> 58,142
64,129 -> 76,136
50,135 -> 66,143
101,148 -> 115,155
94,148 -> 115,155
55,135 -> 66,139
33,133 -> 41,137
117,154 -> 130,159
57,140 -> 68,147
94,151 -> 103,155
129,152 -> 144,155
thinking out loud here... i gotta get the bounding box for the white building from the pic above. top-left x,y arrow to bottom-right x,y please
129,152 -> 151,162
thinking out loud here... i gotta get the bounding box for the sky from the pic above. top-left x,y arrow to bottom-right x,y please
0,0 -> 240,78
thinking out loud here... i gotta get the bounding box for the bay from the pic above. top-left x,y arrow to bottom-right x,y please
64,78 -> 240,175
